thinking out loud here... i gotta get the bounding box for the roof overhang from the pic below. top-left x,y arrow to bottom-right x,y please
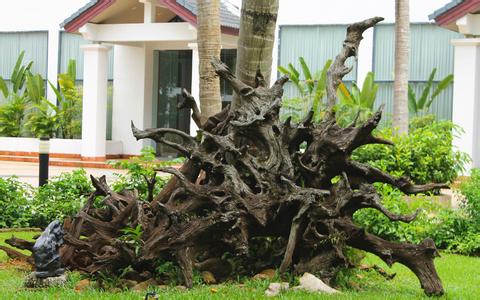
430,0 -> 480,32
62,0 -> 239,36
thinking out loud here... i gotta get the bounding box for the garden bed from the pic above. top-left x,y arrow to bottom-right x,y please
0,231 -> 478,299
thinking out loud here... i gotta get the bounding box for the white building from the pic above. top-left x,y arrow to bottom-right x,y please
60,0 -> 239,160
1,0 -> 461,165
431,0 -> 480,169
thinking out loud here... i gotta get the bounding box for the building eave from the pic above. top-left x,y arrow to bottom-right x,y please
61,0 -> 239,36
430,0 -> 480,27
62,0 -> 116,33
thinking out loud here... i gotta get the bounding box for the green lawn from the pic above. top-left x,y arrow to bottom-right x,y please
0,231 -> 479,299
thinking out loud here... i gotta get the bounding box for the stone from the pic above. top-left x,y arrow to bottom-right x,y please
24,272 -> 67,288
253,268 -> 276,280
74,278 -> 91,291
295,272 -> 338,294
120,279 -> 138,289
133,278 -> 158,291
265,282 -> 289,297
201,271 -> 216,284
32,220 -> 65,278
176,285 -> 187,291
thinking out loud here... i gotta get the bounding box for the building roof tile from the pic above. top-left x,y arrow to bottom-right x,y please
61,0 -> 240,30
429,0 -> 464,20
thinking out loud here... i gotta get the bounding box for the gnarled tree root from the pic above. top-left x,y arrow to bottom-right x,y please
4,17 -> 445,296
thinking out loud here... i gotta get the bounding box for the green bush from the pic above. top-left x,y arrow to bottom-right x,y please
353,119 -> 469,184
0,177 -> 31,227
0,94 -> 29,137
279,58 -> 331,123
112,146 -> 182,201
0,149 -> 183,228
353,184 -> 438,244
459,169 -> 480,226
354,171 -> 480,256
29,169 -> 94,227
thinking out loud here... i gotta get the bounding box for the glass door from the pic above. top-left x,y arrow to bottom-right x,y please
156,50 -> 192,157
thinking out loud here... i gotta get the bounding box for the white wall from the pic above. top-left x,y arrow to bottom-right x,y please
0,0 -> 89,102
0,137 -> 122,155
112,43 -> 154,155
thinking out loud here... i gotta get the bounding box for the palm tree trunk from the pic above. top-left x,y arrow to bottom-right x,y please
393,0 -> 410,134
197,0 -> 222,121
231,0 -> 279,110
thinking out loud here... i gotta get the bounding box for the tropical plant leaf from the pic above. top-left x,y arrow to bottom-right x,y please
48,80 -> 62,104
408,85 -> 417,114
25,74 -> 45,103
351,84 -> 361,105
417,68 -> 437,110
67,59 -> 77,82
287,63 -> 300,83
337,82 -> 354,105
312,60 -> 332,121
313,60 -> 331,98
0,76 -> 8,99
299,57 -> 314,93
430,74 -> 453,101
360,72 -> 378,109
278,66 -> 291,76
10,51 -> 25,85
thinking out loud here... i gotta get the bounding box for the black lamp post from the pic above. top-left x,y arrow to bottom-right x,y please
39,137 -> 50,186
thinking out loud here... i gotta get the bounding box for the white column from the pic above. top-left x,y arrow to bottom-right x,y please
80,44 -> 111,159
46,28 -> 60,102
140,0 -> 156,23
451,38 -> 480,172
112,43 -> 150,155
188,42 -> 200,135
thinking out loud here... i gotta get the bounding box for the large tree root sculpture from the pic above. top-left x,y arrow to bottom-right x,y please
2,17 -> 445,296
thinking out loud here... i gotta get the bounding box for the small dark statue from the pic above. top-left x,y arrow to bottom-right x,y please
33,220 -> 65,278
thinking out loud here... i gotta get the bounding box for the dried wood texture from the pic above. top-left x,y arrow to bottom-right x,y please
2,17 -> 444,296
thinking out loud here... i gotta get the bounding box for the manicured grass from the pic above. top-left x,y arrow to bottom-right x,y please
0,231 -> 479,299
0,231 -> 37,261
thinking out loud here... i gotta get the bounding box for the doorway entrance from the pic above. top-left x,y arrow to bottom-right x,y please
156,50 -> 192,157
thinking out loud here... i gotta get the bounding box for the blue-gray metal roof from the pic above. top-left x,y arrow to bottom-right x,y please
429,0 -> 464,20
61,0 -> 240,29
177,0 -> 239,29
60,0 -> 98,28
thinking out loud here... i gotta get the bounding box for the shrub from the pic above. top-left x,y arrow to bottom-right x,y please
0,150 -> 182,228
0,177 -> 32,227
458,169 -> 480,226
0,94 -> 29,137
112,146 -> 182,201
335,72 -> 379,127
354,170 -> 480,256
353,184 -> 438,244
353,119 -> 469,185
408,68 -> 453,117
29,169 -> 94,227
27,60 -> 82,139
279,58 -> 331,123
